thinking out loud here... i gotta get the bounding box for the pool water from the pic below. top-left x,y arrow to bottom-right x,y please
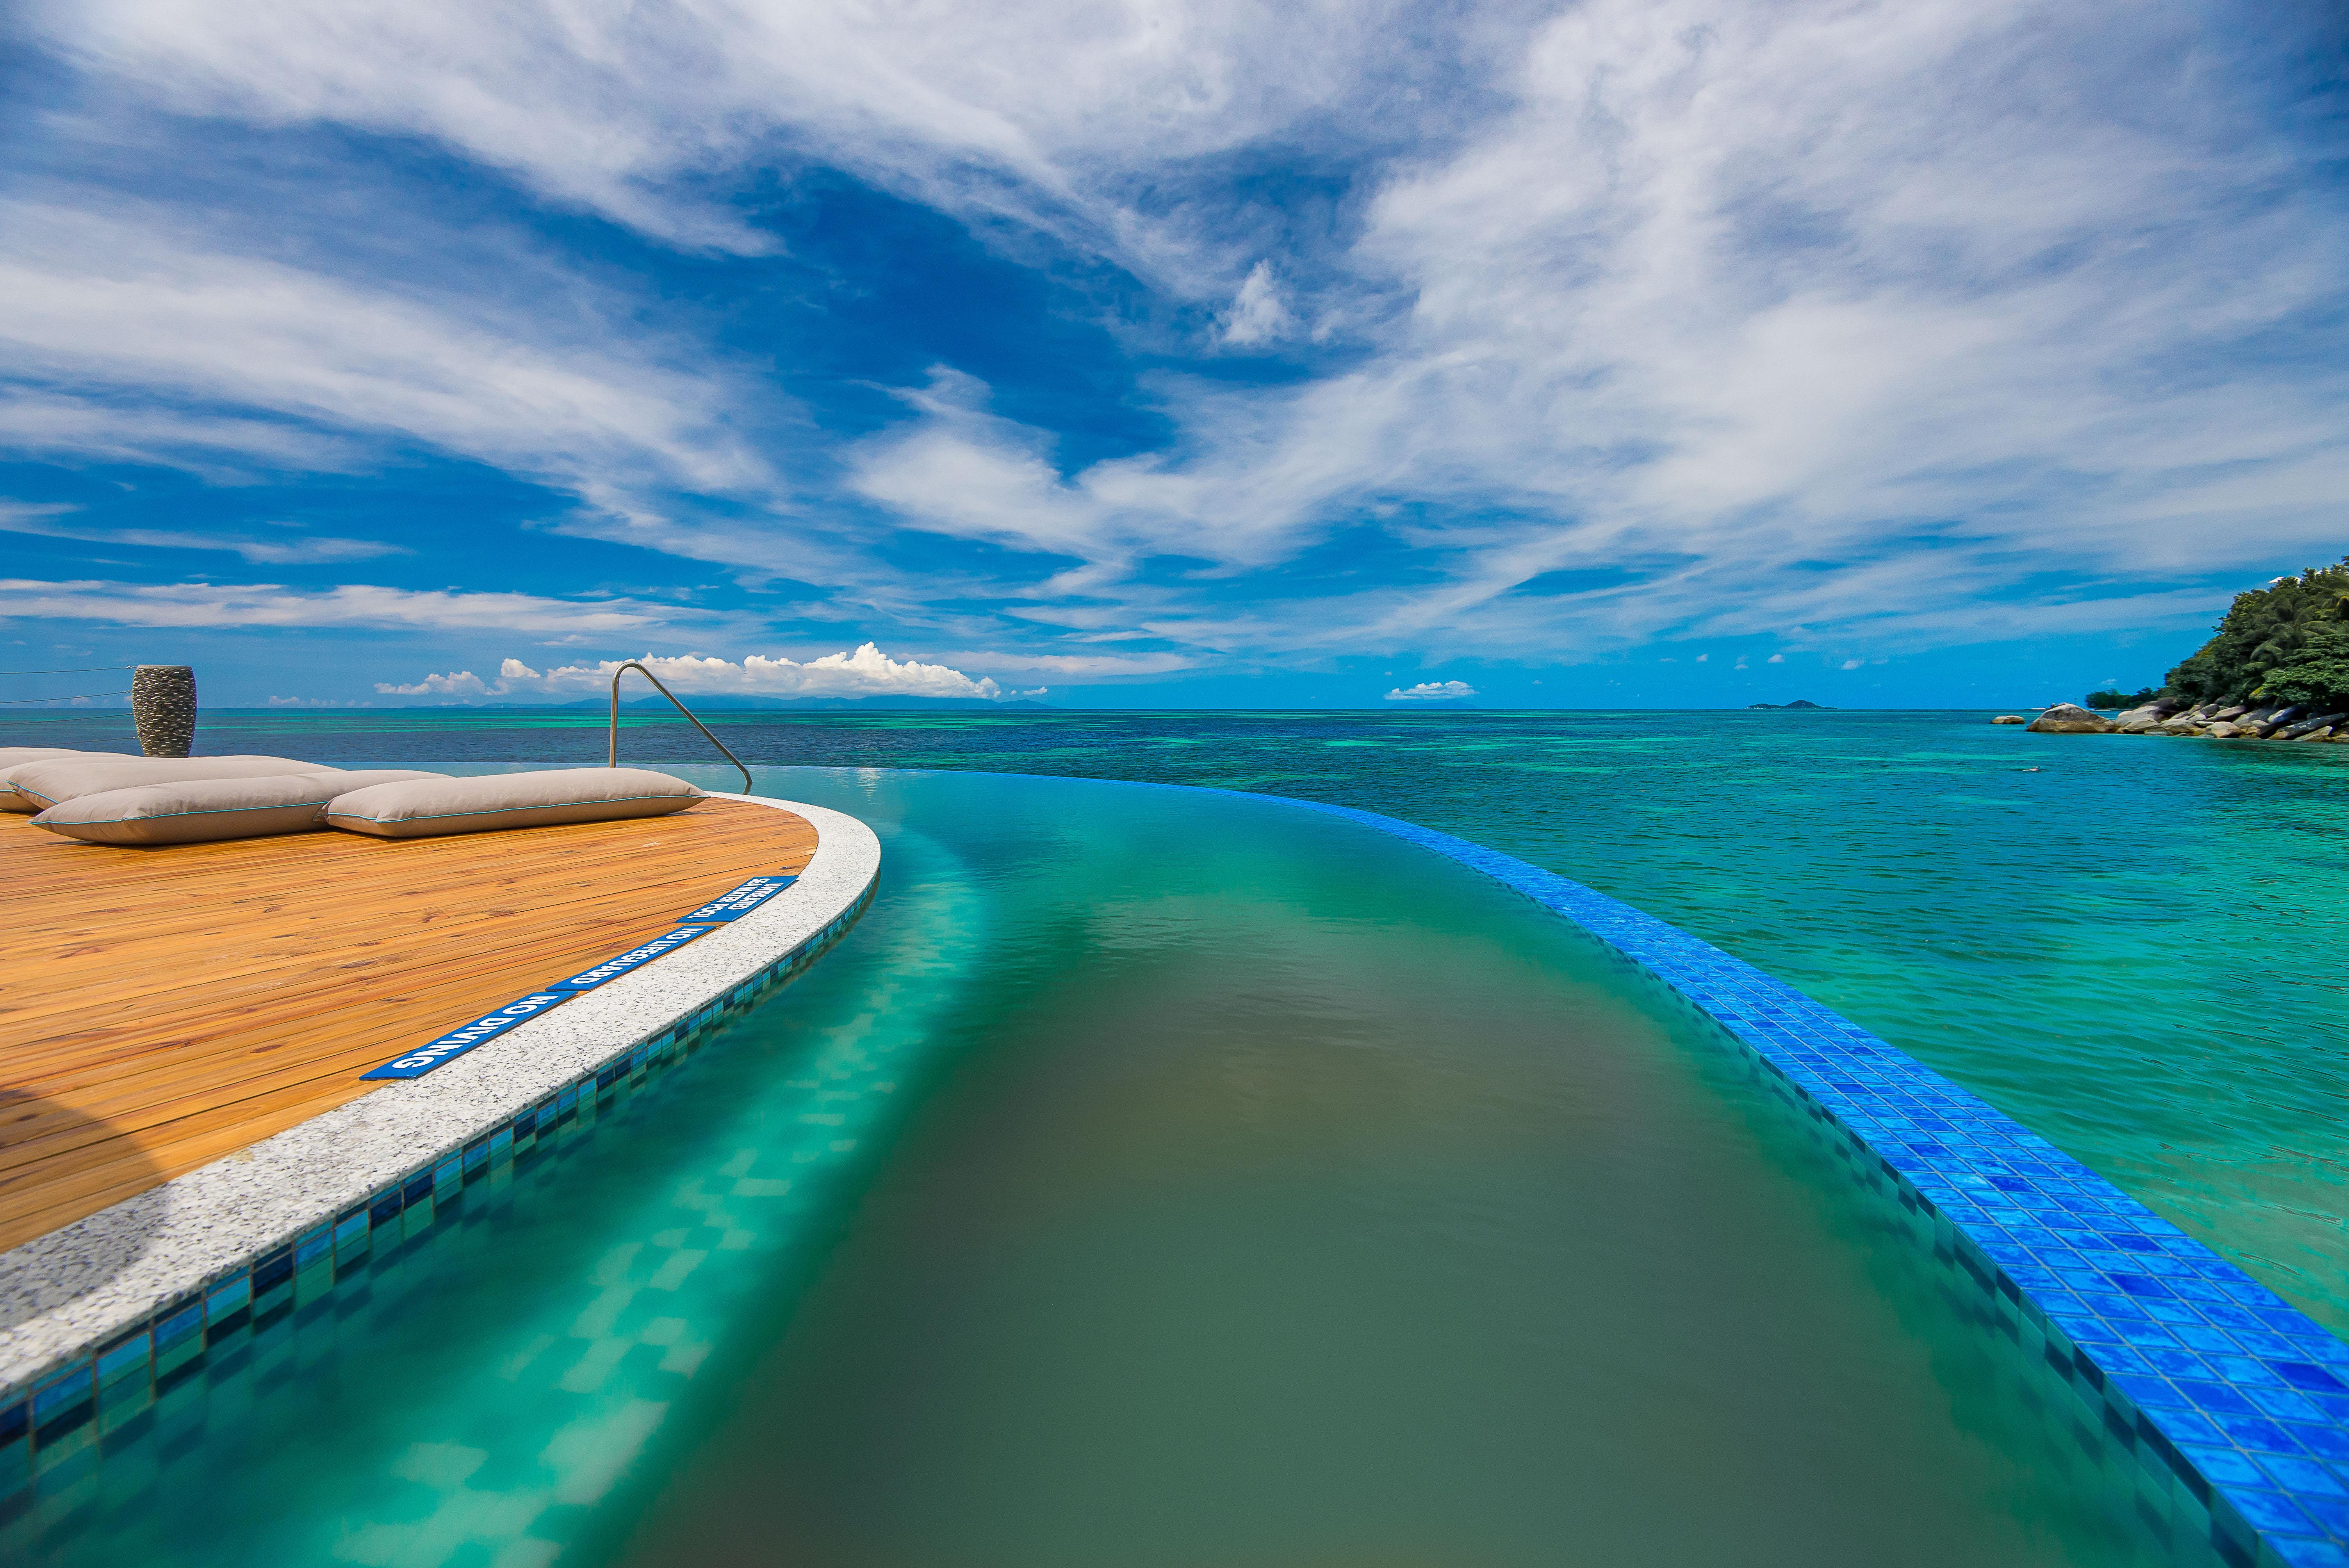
21,708 -> 2346,1335
23,706 -> 2344,1337
9,770 -> 2196,1565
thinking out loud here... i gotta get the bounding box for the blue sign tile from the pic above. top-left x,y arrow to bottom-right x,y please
550,925 -> 714,990
361,991 -> 573,1079
675,875 -> 796,924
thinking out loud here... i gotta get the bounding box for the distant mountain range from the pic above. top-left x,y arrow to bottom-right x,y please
1747,699 -> 1831,710
481,695 -> 1058,712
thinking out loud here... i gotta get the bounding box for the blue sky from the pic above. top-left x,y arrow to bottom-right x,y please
2,0 -> 2345,709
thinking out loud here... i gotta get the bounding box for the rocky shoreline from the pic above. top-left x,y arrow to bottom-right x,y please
1999,700 -> 2349,741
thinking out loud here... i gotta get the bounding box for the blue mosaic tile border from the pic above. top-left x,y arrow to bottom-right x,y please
1248,793 -> 2349,1568
0,882 -> 872,1493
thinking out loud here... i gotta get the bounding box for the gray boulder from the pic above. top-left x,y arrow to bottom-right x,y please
2027,703 -> 2115,734
1991,714 -> 2027,725
2279,713 -> 2346,739
2207,721 -> 2241,738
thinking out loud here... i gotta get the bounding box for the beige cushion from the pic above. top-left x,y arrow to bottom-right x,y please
0,750 -> 133,812
325,768 -> 705,839
3,754 -> 325,813
0,747 -> 104,768
305,769 -> 449,793
27,769 -> 450,846
32,774 -> 349,846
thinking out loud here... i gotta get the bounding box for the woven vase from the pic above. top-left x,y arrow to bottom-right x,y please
132,665 -> 197,757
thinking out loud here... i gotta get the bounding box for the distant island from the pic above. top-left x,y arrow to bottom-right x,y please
1748,699 -> 1831,710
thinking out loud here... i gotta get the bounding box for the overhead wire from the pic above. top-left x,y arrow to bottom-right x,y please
0,665 -> 139,675
0,690 -> 133,703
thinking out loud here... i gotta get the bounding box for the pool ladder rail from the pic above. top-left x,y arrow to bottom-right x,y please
607,661 -> 755,795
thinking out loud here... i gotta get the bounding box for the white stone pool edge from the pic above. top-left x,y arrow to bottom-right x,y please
0,793 -> 880,1401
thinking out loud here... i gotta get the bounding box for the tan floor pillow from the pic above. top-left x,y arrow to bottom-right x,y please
32,774 -> 351,846
325,768 -> 705,838
4,754 -> 325,813
0,750 -> 133,812
29,769 -> 450,846
0,747 -> 104,767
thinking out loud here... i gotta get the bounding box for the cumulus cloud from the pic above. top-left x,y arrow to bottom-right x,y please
376,643 -> 1024,702
375,670 -> 496,697
1385,679 -> 1478,701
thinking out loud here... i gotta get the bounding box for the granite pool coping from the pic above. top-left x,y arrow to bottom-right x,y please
1242,791 -> 2349,1568
0,792 -> 879,1405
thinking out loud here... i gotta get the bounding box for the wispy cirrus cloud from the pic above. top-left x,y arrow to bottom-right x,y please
0,579 -> 687,634
0,198 -> 779,523
7,0 -> 2345,697
0,506 -> 405,564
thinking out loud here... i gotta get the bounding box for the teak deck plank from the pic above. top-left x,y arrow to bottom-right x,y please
0,796 -> 817,1254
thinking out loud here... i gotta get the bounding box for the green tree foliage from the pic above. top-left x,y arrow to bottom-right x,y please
2165,557 -> 2349,707
2083,686 -> 2158,709
2258,624 -> 2349,710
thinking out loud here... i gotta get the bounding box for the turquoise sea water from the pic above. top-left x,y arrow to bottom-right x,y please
24,706 -> 2347,1333
5,768 -> 2204,1565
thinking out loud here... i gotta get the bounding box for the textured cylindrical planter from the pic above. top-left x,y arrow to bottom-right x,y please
132,665 -> 196,757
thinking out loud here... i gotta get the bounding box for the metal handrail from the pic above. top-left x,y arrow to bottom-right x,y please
608,662 -> 755,793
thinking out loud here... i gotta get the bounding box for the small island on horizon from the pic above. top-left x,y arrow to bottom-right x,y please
1747,699 -> 1831,710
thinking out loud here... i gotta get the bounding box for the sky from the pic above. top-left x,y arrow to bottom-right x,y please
2,0 -> 2345,711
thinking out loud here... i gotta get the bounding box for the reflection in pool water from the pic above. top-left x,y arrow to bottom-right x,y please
10,770 -> 2192,1565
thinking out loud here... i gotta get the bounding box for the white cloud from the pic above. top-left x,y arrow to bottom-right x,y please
1385,679 -> 1478,701
0,506 -> 406,563
0,200 -> 775,522
1840,659 -> 1863,670
1222,262 -> 1294,347
931,649 -> 1195,679
0,579 -> 680,633
0,389 -> 372,473
33,0 -> 1438,271
14,0 -> 2349,676
375,670 -> 494,697
1767,654 -> 1786,663
377,643 -> 1021,702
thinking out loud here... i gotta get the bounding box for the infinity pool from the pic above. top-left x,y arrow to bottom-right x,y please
9,770 -> 2186,1565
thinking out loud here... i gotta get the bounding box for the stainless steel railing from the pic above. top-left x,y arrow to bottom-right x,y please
607,662 -> 755,793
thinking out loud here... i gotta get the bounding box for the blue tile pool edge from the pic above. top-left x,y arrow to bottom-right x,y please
0,878 -> 875,1495
1244,792 -> 2349,1568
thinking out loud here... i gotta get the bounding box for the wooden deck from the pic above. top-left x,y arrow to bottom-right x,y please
0,798 -> 816,1255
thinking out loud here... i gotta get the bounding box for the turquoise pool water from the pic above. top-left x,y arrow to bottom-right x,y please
6,769 -> 2200,1564
19,708 -> 2348,1334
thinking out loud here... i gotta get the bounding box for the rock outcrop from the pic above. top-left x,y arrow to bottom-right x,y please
2035,698 -> 2349,742
1991,715 -> 2027,725
2026,703 -> 2115,734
